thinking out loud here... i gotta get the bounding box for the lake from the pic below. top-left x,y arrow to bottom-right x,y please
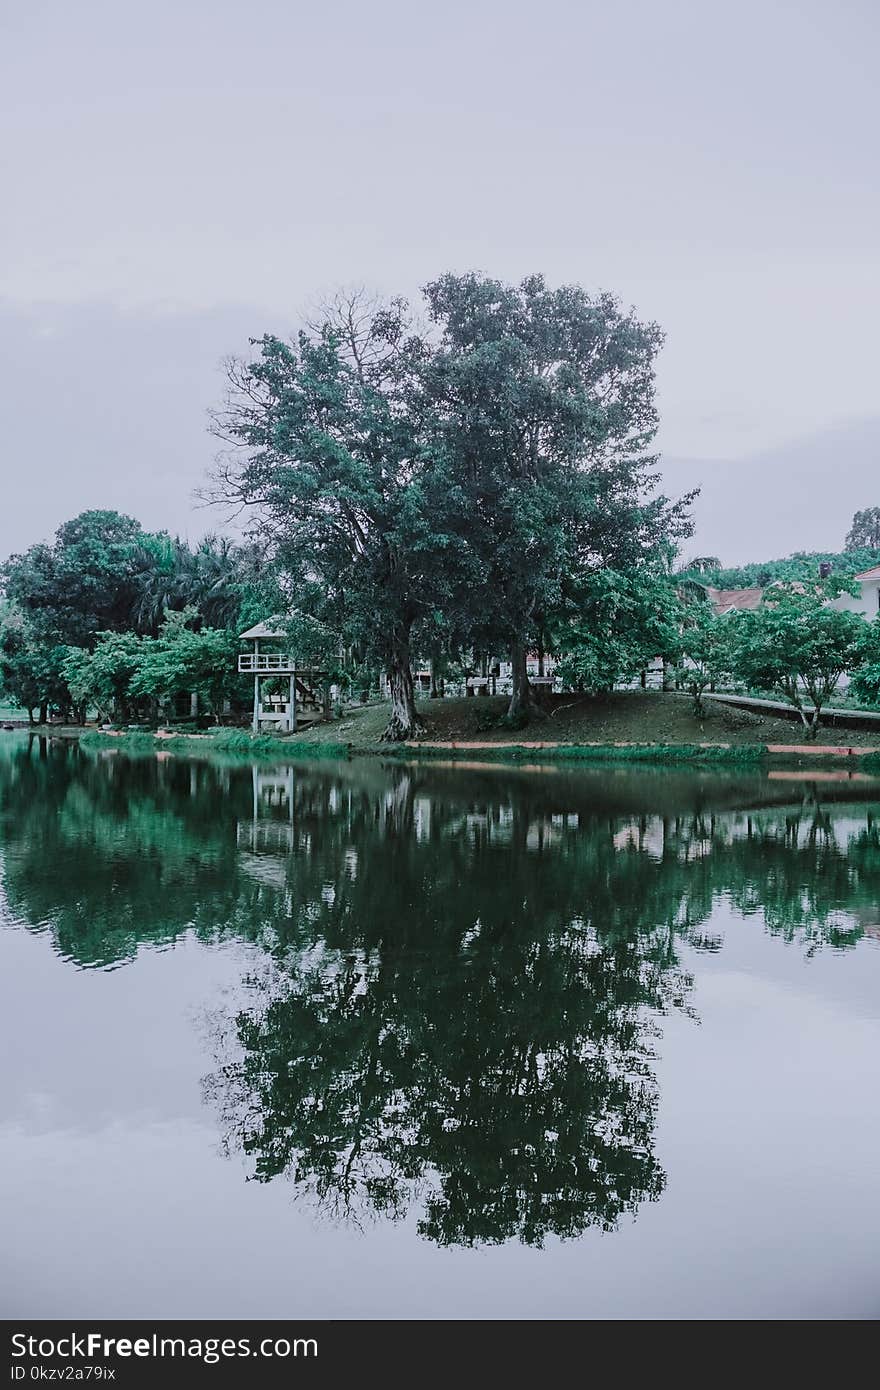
1,735 -> 879,1320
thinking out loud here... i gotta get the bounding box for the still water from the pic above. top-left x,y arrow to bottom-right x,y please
1,735 -> 879,1319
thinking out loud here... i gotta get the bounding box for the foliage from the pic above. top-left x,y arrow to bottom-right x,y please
1,509 -> 278,719
399,742 -> 769,763
210,301 -> 468,740
63,609 -> 240,722
127,609 -> 239,717
849,618 -> 880,706
78,729 -> 350,761
421,272 -> 694,718
678,546 -> 880,592
671,600 -> 733,715
210,275 -> 694,734
63,631 -> 144,722
0,602 -> 68,721
845,507 -> 880,552
727,590 -> 865,736
553,566 -> 682,693
2,510 -> 148,651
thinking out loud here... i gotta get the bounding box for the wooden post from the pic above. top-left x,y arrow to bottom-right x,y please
290,669 -> 297,733
252,638 -> 260,732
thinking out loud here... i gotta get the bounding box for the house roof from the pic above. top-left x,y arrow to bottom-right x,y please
703,586 -> 763,615
854,565 -> 880,582
239,618 -> 287,640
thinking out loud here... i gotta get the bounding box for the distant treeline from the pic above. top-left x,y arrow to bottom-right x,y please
680,546 -> 880,591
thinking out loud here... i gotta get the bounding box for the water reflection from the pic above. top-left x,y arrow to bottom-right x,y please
1,735 -> 879,1247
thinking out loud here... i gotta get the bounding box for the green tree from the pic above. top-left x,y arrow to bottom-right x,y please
554,566 -> 682,693
128,609 -> 239,719
0,603 -> 68,723
845,507 -> 880,551
131,532 -> 261,635
210,298 -> 467,740
3,510 -> 147,650
422,273 -> 693,721
849,618 -> 880,706
62,631 -> 144,724
681,547 -> 880,592
686,555 -> 722,575
672,601 -> 733,715
729,591 -> 865,736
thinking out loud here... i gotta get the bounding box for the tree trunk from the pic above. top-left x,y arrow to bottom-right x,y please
381,637 -> 425,741
429,659 -> 441,699
506,640 -> 546,722
38,701 -> 48,726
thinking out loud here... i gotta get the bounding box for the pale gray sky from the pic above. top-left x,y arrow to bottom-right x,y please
1,0 -> 878,564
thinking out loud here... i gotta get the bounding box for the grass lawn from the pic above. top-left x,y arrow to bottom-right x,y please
294,690 -> 880,750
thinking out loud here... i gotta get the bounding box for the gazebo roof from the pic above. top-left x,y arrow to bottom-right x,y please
239,618 -> 287,640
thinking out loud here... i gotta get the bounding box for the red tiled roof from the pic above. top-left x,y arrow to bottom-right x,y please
704,586 -> 763,613
853,565 -> 880,581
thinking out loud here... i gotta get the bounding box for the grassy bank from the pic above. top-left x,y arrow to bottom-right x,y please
300,690 -> 880,751
389,741 -> 771,765
78,728 -> 350,762
58,689 -> 880,769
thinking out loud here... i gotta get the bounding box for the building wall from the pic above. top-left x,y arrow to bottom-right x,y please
829,577 -> 880,617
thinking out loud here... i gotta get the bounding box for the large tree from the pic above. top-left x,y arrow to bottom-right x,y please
421,273 -> 693,720
2,510 -> 148,651
0,602 -> 68,723
210,299 -> 469,740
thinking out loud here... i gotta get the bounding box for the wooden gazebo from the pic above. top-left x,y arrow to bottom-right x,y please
238,620 -> 327,733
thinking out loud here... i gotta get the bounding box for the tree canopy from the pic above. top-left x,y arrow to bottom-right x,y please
1,510 -> 276,721
845,507 -> 880,552
728,589 -> 866,735
210,274 -> 694,736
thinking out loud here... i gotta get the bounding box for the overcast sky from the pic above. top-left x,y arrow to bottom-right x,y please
1,0 -> 878,565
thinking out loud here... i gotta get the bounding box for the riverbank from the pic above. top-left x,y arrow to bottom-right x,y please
300,689 -> 880,750
17,689 -> 880,768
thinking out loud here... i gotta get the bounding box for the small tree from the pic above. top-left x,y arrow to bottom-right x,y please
729,593 -> 864,737
554,568 -> 682,694
672,604 -> 732,715
849,619 -> 880,706
63,632 -> 145,724
128,609 -> 238,721
685,556 -> 722,577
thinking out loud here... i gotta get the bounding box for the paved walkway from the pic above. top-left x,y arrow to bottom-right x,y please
705,692 -> 880,727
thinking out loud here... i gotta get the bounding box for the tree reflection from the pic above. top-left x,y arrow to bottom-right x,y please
3,737 -> 880,1244
211,913 -> 680,1246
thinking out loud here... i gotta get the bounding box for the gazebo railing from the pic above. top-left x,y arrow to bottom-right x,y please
238,653 -> 297,673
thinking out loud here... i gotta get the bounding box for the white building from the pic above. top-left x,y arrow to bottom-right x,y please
829,565 -> 880,618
